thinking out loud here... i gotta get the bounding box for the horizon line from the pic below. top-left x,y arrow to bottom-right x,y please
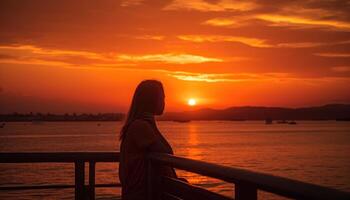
1,103 -> 349,115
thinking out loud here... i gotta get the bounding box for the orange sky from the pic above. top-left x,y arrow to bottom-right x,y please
1,0 -> 350,113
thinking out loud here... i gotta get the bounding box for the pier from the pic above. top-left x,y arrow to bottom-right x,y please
0,152 -> 349,200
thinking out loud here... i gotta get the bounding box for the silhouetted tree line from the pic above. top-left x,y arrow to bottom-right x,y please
0,112 -> 125,122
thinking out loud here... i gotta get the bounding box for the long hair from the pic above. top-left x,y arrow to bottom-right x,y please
120,80 -> 164,140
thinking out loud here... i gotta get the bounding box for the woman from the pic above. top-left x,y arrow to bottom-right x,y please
119,80 -> 177,200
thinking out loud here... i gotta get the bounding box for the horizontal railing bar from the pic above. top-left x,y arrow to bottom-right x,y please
0,185 -> 74,190
94,183 -> 122,188
162,192 -> 183,200
149,153 -> 350,200
162,177 -> 232,200
0,152 -> 119,163
1,152 -> 349,200
0,183 -> 121,190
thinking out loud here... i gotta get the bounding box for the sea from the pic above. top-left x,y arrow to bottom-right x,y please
0,121 -> 349,199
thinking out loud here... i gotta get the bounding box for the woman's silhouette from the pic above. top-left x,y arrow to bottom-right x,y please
119,80 -> 177,200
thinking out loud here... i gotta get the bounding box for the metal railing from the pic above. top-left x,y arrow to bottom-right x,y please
0,152 -> 349,200
148,153 -> 350,200
0,152 -> 119,200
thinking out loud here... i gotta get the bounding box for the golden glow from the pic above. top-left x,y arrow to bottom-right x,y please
135,35 -> 165,40
188,98 -> 197,106
1,0 -> 350,113
0,45 -> 223,66
203,17 -> 239,27
331,66 -> 350,72
164,0 -> 257,12
117,53 -> 223,64
178,35 -> 271,48
205,14 -> 350,30
255,14 -> 350,30
314,53 -> 350,58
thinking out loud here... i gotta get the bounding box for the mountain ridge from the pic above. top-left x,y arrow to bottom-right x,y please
159,104 -> 350,121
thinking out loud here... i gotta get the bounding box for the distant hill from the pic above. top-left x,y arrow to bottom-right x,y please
159,104 -> 350,121
1,104 -> 350,121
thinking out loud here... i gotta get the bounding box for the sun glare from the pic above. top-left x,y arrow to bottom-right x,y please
188,98 -> 197,106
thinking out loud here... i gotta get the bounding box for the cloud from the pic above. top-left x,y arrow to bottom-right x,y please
0,45 -> 108,61
164,0 -> 258,12
204,9 -> 350,31
275,40 -> 350,48
168,71 -> 242,82
167,70 -> 350,83
331,66 -> 350,72
167,71 -> 292,82
117,53 -> 223,64
0,45 -> 223,66
255,14 -> 350,30
178,35 -> 350,49
134,35 -> 165,40
314,53 -> 350,57
120,0 -> 144,7
276,42 -> 329,48
203,16 -> 249,27
0,58 -> 72,67
178,35 -> 271,48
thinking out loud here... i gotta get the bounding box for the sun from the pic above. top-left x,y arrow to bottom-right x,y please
188,98 -> 197,106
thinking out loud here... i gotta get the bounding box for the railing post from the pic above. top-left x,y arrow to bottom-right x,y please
235,181 -> 257,200
89,161 -> 96,200
75,161 -> 85,200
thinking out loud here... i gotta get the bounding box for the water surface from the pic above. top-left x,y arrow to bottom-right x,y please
0,121 -> 349,199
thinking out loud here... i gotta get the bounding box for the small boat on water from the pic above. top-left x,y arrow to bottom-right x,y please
265,118 -> 273,124
0,123 -> 5,128
276,120 -> 297,125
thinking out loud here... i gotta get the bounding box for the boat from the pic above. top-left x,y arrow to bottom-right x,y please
0,123 -> 5,128
277,120 -> 288,124
265,118 -> 273,124
288,121 -> 297,125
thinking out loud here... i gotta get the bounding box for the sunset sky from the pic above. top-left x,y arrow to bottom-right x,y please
1,0 -> 350,113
